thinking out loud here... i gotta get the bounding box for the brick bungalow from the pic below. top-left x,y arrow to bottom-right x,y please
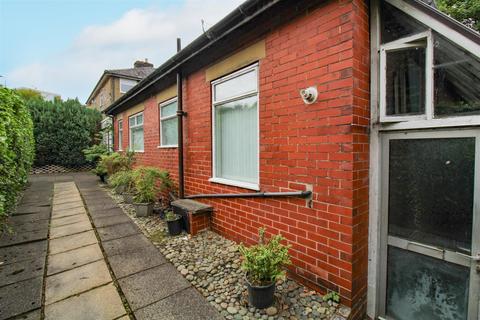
104,0 -> 480,319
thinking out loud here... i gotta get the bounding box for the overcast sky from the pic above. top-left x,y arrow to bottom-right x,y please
0,0 -> 244,102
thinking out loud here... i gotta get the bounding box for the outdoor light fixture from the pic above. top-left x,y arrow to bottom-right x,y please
300,86 -> 318,104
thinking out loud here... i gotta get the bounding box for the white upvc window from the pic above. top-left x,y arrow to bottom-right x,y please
159,98 -> 178,147
129,112 -> 144,152
120,79 -> 137,93
118,119 -> 123,151
210,64 -> 259,190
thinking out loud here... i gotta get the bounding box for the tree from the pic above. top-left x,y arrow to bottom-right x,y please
437,0 -> 480,31
15,88 -> 43,101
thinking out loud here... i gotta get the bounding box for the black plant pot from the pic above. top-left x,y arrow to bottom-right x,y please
246,276 -> 275,309
99,174 -> 107,183
167,217 -> 182,236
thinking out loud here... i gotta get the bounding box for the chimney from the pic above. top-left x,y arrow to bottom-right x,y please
134,59 -> 153,68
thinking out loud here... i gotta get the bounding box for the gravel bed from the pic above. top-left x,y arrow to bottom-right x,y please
106,188 -> 350,320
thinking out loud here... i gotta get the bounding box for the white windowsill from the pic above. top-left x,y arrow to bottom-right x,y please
208,177 -> 260,191
128,150 -> 144,153
157,145 -> 178,149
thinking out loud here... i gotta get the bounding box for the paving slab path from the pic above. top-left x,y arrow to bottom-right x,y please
0,173 -> 221,320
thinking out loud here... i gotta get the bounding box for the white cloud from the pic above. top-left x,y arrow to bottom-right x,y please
7,0 -> 244,102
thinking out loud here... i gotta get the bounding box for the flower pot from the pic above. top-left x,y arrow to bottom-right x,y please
123,193 -> 134,204
134,203 -> 153,217
153,205 -> 165,218
99,174 -> 107,183
166,216 -> 182,236
245,276 -> 275,309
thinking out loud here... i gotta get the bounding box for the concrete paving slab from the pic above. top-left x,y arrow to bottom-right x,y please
86,203 -> 119,211
49,230 -> 97,255
97,222 -> 140,242
0,241 -> 47,265
11,308 -> 41,320
52,197 -> 83,206
45,283 -> 126,320
0,276 -> 43,320
45,260 -> 112,305
0,257 -> 45,287
9,220 -> 49,233
135,287 -> 222,320
13,205 -> 50,215
0,229 -> 48,247
51,206 -> 87,219
84,197 -> 115,204
118,264 -> 190,310
89,208 -> 124,219
50,220 -> 92,239
47,244 -> 103,275
50,214 -> 89,228
92,214 -> 131,228
108,245 -> 166,279
9,212 -> 50,224
102,234 -> 155,257
52,202 -> 84,212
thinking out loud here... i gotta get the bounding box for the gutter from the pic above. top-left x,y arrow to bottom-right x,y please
104,0 -> 282,115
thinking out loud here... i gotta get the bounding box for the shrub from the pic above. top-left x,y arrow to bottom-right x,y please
27,97 -> 102,167
0,88 -> 35,229
83,144 -> 110,164
108,170 -> 135,193
239,228 -> 291,286
99,152 -> 135,176
132,167 -> 173,203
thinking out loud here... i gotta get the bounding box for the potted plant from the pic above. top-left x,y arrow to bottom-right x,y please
108,170 -> 134,195
92,162 -> 107,183
239,228 -> 291,309
165,210 -> 182,235
131,167 -> 172,217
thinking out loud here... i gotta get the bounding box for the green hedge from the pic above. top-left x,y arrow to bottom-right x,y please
28,98 -> 102,167
0,88 -> 35,220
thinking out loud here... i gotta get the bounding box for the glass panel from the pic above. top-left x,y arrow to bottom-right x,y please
386,46 -> 426,116
214,69 -> 257,102
381,1 -> 427,44
215,95 -> 258,184
136,114 -> 143,125
130,127 -> 144,151
118,120 -> 122,130
129,117 -> 135,127
389,138 -> 475,253
434,32 -> 480,116
161,101 -> 177,118
120,79 -> 137,93
386,247 -> 469,320
161,118 -> 178,146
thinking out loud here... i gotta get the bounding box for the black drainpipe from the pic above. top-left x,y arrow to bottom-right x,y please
186,191 -> 312,200
176,38 -> 185,199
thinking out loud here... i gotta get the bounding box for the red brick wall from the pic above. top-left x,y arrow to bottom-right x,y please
113,0 -> 370,316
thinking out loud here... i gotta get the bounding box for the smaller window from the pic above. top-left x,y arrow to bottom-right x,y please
159,98 -> 178,147
129,112 -> 144,152
120,79 -> 138,93
118,120 -> 123,151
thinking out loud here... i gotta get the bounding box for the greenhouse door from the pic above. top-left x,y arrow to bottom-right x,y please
379,130 -> 480,320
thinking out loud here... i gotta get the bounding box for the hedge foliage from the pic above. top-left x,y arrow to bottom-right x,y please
27,98 -> 102,167
0,88 -> 35,220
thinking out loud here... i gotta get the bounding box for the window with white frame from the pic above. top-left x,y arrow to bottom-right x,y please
118,119 -> 123,151
211,64 -> 259,190
129,112 -> 144,152
101,117 -> 113,151
159,98 -> 178,147
120,79 -> 138,93
379,1 -> 480,122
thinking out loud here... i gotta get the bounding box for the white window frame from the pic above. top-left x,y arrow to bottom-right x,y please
158,97 -> 178,148
118,119 -> 123,151
120,78 -> 137,93
128,112 -> 144,153
209,63 -> 260,191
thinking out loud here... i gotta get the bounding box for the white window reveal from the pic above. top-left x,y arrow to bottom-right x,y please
211,64 -> 259,190
159,98 -> 178,147
120,79 -> 138,93
379,1 -> 480,124
129,112 -> 144,152
118,119 -> 123,151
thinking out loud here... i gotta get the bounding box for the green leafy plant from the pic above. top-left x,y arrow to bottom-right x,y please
132,167 -> 173,204
164,210 -> 180,221
238,228 -> 291,286
322,291 -> 340,303
83,144 -> 110,164
0,88 -> 35,232
108,170 -> 135,193
98,152 -> 135,176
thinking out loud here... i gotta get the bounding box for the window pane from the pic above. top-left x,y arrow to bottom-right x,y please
381,1 -> 427,44
215,96 -> 258,184
136,114 -> 143,125
161,101 -> 177,118
161,118 -> 178,146
118,120 -> 123,130
388,138 -> 475,253
120,79 -> 137,93
386,46 -> 426,116
130,127 -> 144,151
386,247 -> 469,320
214,69 -> 257,102
129,117 -> 135,127
434,33 -> 480,116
